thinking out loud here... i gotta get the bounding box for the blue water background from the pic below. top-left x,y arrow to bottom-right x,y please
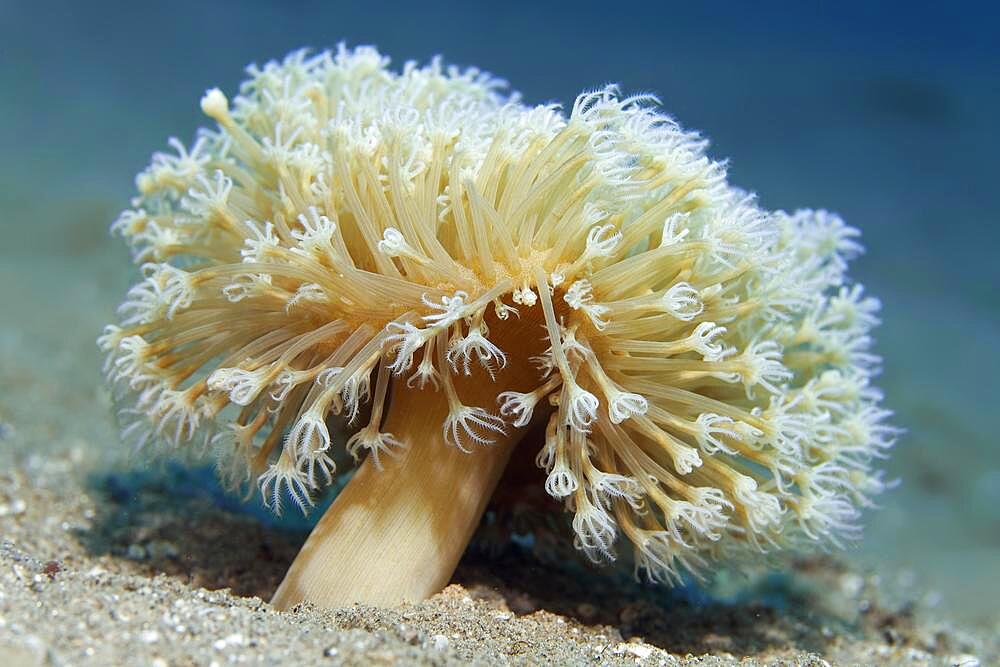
1,1 -> 997,624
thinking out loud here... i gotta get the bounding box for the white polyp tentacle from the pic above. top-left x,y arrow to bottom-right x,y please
298,441 -> 337,491
389,281 -> 514,379
561,381 -> 600,432
498,375 -> 562,428
151,387 -> 205,446
511,281 -> 537,307
207,366 -> 273,406
289,208 -> 341,267
493,298 -> 518,321
446,315 -> 507,378
270,368 -> 311,402
286,405 -> 333,457
346,428 -> 406,470
106,334 -> 151,383
558,326 -> 590,362
184,169 -> 234,216
692,413 -> 742,455
377,227 -> 430,264
346,361 -> 406,469
563,280 -> 610,330
607,391 -> 649,425
588,469 -> 643,510
118,264 -> 196,324
497,391 -> 536,428
579,346 -> 648,425
442,404 -> 507,451
662,281 -> 703,321
315,366 -> 344,388
730,474 -> 785,534
687,321 -> 727,361
422,280 -> 514,330
572,495 -> 618,562
736,340 -> 793,398
545,460 -> 578,498
341,357 -> 377,424
241,220 -> 280,263
222,273 -> 273,303
659,212 -> 691,247
436,325 -> 506,451
406,341 -> 440,390
584,222 -> 622,259
385,321 -> 432,375
258,452 -> 314,516
544,423 -> 578,498
534,267 -> 601,434
200,87 -> 228,120
421,291 -> 470,326
564,220 -> 622,278
633,531 -> 692,586
286,282 -> 329,311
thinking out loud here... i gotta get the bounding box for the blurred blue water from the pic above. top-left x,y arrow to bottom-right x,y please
1,0 -> 997,624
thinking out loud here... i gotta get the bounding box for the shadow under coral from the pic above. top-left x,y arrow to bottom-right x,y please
455,544 -> 856,656
75,465 -> 305,599
75,463 -> 867,657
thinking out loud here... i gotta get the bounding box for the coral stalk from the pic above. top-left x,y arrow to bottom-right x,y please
272,313 -> 544,608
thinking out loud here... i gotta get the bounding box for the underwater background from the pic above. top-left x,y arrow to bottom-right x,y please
1,0 -> 997,628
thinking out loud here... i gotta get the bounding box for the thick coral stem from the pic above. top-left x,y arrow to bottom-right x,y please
270,309 -> 547,609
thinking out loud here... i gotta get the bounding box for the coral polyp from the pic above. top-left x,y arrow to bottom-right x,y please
100,45 -> 895,608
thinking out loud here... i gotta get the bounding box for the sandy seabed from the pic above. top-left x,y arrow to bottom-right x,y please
0,458 -> 994,667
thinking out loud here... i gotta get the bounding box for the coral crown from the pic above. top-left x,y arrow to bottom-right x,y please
100,45 -> 896,583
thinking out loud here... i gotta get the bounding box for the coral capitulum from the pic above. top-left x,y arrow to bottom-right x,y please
100,45 -> 896,608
